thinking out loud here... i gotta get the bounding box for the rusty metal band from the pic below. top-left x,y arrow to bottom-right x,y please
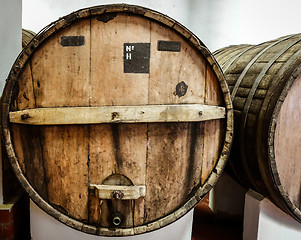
238,35 -> 301,191
1,4 -> 233,236
230,35 -> 294,101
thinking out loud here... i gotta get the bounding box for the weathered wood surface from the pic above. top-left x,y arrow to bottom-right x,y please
214,33 -> 301,222
2,4 -> 233,236
9,104 -> 225,125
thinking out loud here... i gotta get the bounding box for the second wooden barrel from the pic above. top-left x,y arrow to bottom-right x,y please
22,29 -> 36,49
214,34 -> 301,222
2,4 -> 233,236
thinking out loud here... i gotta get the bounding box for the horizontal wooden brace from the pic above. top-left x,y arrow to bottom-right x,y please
9,104 -> 225,125
89,184 -> 146,200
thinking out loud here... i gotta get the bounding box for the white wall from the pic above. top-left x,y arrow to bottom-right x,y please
0,0 -> 22,93
23,0 -> 301,51
22,0 -> 190,34
0,0 -> 22,204
244,190 -> 301,240
188,0 -> 301,51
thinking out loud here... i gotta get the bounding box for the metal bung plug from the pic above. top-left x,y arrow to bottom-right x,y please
112,213 -> 122,226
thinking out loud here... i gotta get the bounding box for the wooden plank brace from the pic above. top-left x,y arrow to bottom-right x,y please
9,104 -> 226,125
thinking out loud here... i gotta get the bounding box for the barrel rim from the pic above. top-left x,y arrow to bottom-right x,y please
1,4 -> 233,236
215,38 -> 301,223
268,63 -> 301,222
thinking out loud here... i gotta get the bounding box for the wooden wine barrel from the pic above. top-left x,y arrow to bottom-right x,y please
2,4 -> 233,236
214,34 -> 301,222
22,29 -> 36,49
2,29 -> 36,203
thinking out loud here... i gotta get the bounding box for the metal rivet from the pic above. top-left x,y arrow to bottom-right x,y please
111,190 -> 124,199
111,112 -> 119,120
21,113 -> 30,120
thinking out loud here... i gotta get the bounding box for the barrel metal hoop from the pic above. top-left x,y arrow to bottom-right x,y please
229,35 -> 297,191
256,47 -> 301,183
241,36 -> 301,136
222,45 -> 254,72
264,62 -> 301,222
230,35 -> 294,101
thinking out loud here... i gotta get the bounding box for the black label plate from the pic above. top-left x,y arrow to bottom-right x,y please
124,43 -> 150,74
61,36 -> 85,47
158,40 -> 181,52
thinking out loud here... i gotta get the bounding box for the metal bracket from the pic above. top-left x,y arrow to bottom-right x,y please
89,184 -> 146,200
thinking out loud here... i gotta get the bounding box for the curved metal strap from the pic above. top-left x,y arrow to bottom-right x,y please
259,48 -> 301,209
239,35 -> 301,190
230,35 -> 294,100
223,45 -> 254,72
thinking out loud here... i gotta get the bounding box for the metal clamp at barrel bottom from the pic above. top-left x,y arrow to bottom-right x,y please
89,184 -> 146,200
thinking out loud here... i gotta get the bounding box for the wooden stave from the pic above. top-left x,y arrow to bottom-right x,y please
2,4 -> 234,236
214,34 -> 301,222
